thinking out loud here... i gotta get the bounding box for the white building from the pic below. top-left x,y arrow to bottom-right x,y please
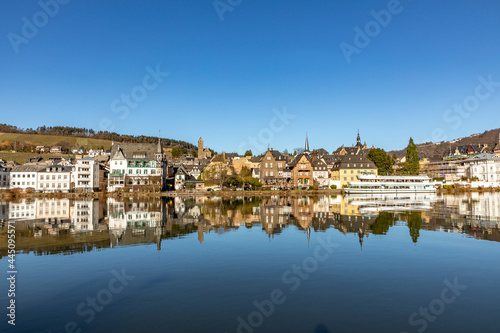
10,165 -> 42,191
463,153 -> 500,185
312,158 -> 330,187
37,165 -> 72,193
74,157 -> 99,192
108,140 -> 166,192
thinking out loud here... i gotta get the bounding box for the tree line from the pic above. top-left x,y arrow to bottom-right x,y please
0,123 -> 196,150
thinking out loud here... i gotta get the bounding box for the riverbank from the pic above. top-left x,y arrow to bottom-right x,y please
2,187 -> 498,200
0,189 -> 346,200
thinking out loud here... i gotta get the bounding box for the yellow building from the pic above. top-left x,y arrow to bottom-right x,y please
331,154 -> 378,187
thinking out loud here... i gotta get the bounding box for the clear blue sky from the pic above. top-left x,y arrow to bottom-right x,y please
1,0 -> 499,154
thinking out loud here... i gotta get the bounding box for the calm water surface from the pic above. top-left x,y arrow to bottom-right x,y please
1,193 -> 499,333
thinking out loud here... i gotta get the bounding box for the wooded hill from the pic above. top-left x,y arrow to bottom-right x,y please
0,124 -> 197,152
389,128 -> 500,160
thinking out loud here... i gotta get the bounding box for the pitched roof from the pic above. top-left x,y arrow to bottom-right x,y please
463,153 -> 500,162
333,155 -> 376,169
110,143 -> 159,161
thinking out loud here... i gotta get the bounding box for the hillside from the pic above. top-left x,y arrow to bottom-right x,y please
389,128 -> 500,160
0,124 -> 198,151
0,132 -> 113,150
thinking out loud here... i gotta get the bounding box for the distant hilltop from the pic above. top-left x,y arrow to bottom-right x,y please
389,128 -> 500,160
0,123 -> 197,152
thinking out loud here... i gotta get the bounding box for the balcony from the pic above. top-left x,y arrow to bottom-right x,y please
109,172 -> 125,177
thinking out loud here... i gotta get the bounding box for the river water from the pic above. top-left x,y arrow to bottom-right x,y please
1,193 -> 499,333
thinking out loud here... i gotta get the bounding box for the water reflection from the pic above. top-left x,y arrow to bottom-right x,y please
1,192 -> 500,258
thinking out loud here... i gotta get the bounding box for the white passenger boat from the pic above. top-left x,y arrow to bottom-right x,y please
345,175 -> 437,194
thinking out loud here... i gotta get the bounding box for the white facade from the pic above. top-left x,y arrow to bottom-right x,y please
37,165 -> 72,193
108,142 -> 166,192
10,165 -> 41,191
74,157 -> 99,191
464,154 -> 500,185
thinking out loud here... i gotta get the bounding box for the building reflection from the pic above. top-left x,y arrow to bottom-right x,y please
1,192 -> 500,258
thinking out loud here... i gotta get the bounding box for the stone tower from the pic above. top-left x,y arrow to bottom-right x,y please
198,137 -> 204,159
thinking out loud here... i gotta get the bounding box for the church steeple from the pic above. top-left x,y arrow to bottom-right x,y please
156,131 -> 163,162
305,133 -> 310,153
357,130 -> 361,145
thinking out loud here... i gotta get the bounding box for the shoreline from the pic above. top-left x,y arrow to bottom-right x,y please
1,187 -> 499,200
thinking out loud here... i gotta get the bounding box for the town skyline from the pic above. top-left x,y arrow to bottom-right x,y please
1,122 -> 500,157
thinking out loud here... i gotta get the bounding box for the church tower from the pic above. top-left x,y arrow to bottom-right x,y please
198,137 -> 204,159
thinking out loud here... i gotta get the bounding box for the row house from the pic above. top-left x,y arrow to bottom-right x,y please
311,157 -> 329,187
259,149 -> 288,187
289,138 -> 314,189
10,165 -> 43,191
331,154 -> 378,188
3,156 -> 101,193
74,157 -> 99,192
37,165 -> 73,193
108,141 -> 166,192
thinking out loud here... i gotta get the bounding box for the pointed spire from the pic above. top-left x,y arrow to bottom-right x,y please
357,130 -> 361,145
305,133 -> 310,152
157,130 -> 162,154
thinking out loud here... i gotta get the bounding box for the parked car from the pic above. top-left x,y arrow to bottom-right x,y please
236,187 -> 244,191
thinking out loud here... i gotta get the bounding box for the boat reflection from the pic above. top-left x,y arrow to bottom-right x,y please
1,192 -> 499,257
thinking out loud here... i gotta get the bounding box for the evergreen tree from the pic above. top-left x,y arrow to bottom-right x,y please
404,137 -> 420,175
